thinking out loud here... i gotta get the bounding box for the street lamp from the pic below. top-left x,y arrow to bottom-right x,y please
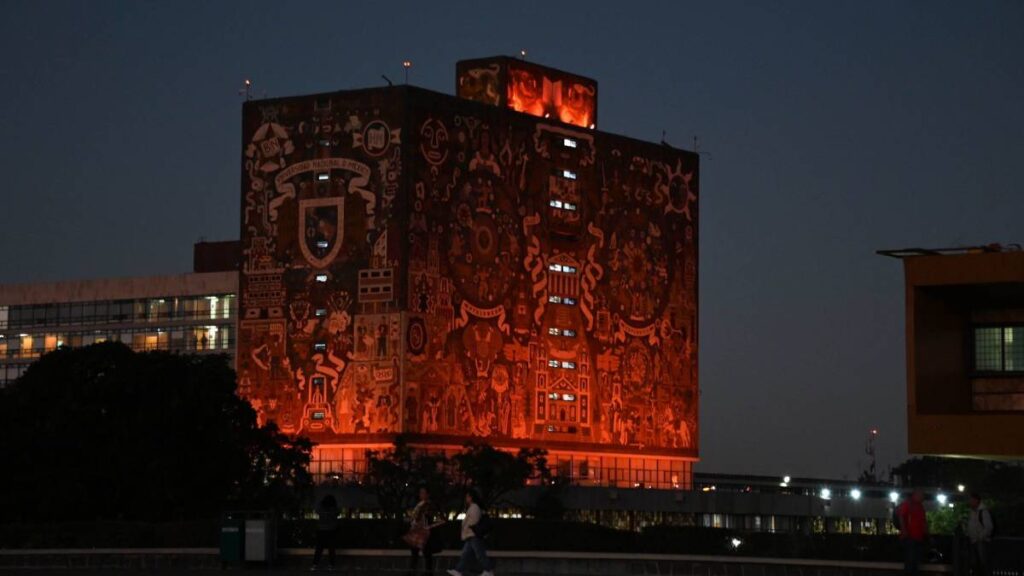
851,488 -> 862,501
937,493 -> 948,506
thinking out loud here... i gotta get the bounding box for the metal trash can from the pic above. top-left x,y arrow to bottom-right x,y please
220,512 -> 245,566
244,512 -> 277,563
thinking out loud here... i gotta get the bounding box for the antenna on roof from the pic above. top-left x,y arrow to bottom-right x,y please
403,60 -> 412,84
382,75 -> 394,87
693,135 -> 713,159
239,78 -> 253,101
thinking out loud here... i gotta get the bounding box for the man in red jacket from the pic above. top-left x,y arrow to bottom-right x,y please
897,490 -> 929,576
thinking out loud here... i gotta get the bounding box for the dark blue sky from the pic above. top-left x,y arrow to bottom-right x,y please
2,1 -> 1022,478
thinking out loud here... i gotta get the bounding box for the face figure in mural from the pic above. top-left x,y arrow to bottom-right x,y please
419,118 -> 449,165
462,321 -> 502,379
559,82 -> 596,128
508,68 -> 544,117
458,66 -> 501,105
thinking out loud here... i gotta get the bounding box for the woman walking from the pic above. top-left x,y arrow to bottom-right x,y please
447,489 -> 493,576
406,485 -> 444,576
312,494 -> 340,571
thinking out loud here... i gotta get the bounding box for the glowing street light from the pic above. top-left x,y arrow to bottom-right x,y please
783,476 -> 792,484
820,488 -> 832,500
730,537 -> 743,549
889,491 -> 900,503
937,493 -> 948,506
958,484 -> 966,493
850,488 -> 862,501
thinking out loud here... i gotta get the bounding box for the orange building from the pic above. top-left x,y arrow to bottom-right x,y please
238,58 -> 699,488
881,245 -> 1024,458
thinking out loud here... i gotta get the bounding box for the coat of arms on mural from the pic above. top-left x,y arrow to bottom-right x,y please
299,197 -> 344,268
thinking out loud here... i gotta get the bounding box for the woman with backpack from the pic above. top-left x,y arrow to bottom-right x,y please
447,489 -> 493,576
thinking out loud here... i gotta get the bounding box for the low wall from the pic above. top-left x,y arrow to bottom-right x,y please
0,548 -> 952,574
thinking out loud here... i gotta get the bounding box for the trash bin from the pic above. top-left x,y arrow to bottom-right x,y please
244,512 -> 277,563
220,513 -> 245,566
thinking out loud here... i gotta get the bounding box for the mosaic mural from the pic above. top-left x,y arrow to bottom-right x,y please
239,80 -> 698,458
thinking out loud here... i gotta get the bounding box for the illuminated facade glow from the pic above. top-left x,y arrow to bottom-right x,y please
239,58 -> 699,487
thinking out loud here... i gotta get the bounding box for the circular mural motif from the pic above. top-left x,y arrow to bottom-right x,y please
445,171 -> 520,307
607,214 -> 671,326
407,317 -> 427,355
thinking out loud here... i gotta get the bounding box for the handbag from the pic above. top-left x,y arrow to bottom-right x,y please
403,524 -> 431,550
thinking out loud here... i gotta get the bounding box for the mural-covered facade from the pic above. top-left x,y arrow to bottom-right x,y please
239,61 -> 699,487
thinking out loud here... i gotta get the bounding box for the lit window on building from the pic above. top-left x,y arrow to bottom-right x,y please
317,173 -> 330,181
548,263 -> 577,274
563,297 -> 577,306
548,295 -> 562,304
562,138 -> 577,148
548,327 -> 577,337
561,169 -> 577,180
316,240 -> 329,249
564,328 -> 577,337
315,274 -> 328,283
561,361 -> 576,370
974,326 -> 1024,372
315,308 -> 327,317
549,199 -> 577,211
548,359 -> 560,368
314,342 -> 327,352
562,394 -> 576,401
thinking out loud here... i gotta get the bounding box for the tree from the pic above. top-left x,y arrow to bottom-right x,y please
0,342 -> 312,522
450,442 -> 549,510
366,436 -> 449,518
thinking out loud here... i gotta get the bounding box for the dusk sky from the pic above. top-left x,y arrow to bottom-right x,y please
2,1 -> 1022,478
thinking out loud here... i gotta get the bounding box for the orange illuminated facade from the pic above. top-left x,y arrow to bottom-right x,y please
458,57 -> 597,129
238,58 -> 698,488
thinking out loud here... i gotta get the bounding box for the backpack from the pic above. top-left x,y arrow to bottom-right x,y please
473,513 -> 494,538
979,509 -> 996,538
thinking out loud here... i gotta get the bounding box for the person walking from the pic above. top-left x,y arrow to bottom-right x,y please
896,490 -> 928,576
966,493 -> 993,576
447,489 -> 493,576
312,494 -> 341,571
406,486 -> 444,576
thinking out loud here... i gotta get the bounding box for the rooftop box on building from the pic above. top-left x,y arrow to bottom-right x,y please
457,56 -> 598,128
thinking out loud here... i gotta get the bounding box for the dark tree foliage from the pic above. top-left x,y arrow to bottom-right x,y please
451,442 -> 549,510
0,342 -> 313,522
891,456 -> 1024,497
366,435 -> 449,518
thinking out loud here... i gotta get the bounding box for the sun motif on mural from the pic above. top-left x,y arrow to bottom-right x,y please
445,171 -> 521,308
607,218 -> 671,326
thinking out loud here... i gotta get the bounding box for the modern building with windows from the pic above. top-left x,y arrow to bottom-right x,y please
0,254 -> 238,386
238,56 -> 699,487
880,244 -> 1024,457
